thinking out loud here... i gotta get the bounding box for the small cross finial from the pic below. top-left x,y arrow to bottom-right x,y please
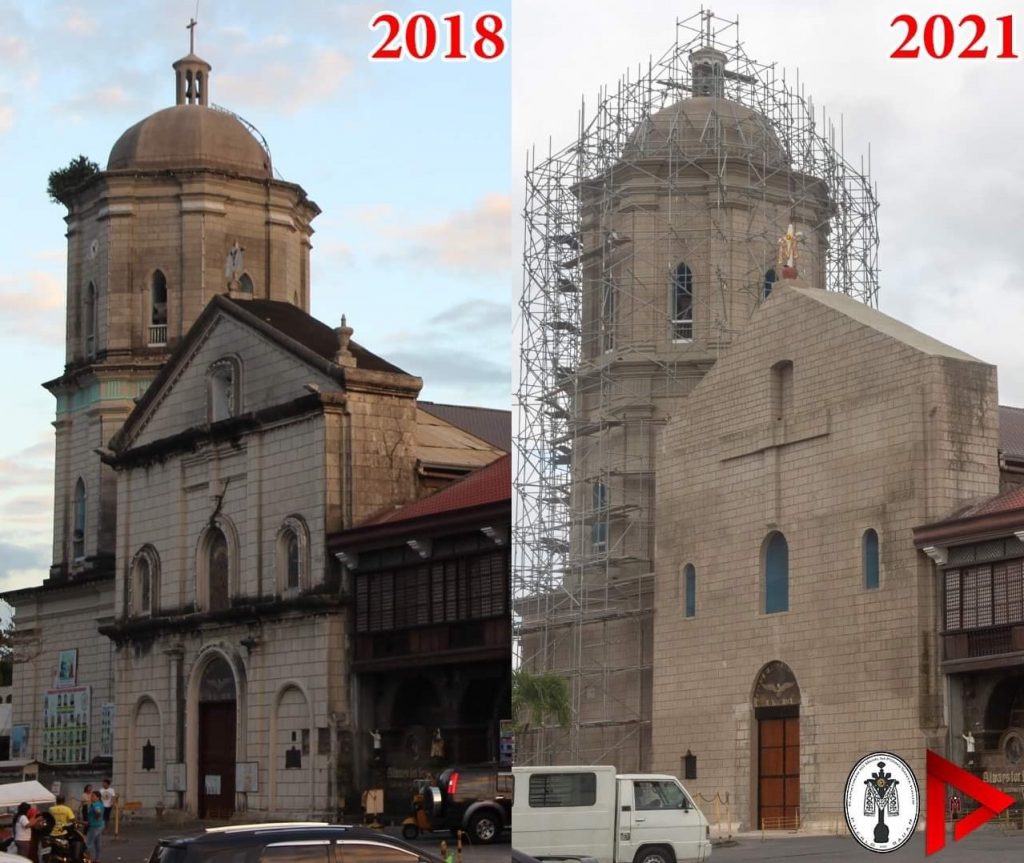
187,18 -> 197,54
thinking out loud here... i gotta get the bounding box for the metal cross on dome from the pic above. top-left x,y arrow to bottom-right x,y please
187,17 -> 197,54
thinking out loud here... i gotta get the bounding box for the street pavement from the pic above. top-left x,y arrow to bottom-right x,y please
99,818 -> 509,863
712,823 -> 1024,861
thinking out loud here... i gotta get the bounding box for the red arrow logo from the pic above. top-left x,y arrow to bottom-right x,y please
926,749 -> 1015,854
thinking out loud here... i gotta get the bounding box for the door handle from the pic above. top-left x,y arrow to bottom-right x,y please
636,817 -> 646,823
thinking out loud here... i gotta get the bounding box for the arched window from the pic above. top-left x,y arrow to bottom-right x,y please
84,282 -> 97,357
286,533 -> 299,587
72,478 -> 86,560
208,357 -> 241,423
671,262 -> 693,341
149,270 -> 167,345
763,268 -> 777,300
238,273 -> 254,294
764,532 -> 789,614
277,517 -> 310,593
684,564 -> 696,618
600,277 -> 615,353
863,529 -> 880,589
130,546 -> 159,616
207,528 -> 230,611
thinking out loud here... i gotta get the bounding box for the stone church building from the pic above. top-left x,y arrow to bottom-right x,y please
518,27 -> 1020,832
1,45 -> 509,818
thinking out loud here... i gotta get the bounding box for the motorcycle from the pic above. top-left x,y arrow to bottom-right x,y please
43,822 -> 89,863
400,790 -> 435,840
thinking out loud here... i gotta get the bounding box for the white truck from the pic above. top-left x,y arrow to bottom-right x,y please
513,765 -> 711,863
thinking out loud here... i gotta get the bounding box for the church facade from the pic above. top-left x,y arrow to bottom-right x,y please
516,21 -> 1018,832
1,44 -> 509,819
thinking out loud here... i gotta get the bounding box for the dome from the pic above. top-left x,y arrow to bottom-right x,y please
107,105 -> 271,178
622,97 -> 786,166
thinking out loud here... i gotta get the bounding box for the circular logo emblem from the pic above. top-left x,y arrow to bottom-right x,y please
843,751 -> 919,853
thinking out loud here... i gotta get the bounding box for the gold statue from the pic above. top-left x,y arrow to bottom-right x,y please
776,223 -> 804,270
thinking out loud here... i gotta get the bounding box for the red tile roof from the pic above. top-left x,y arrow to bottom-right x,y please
945,483 -> 1024,522
363,454 -> 510,526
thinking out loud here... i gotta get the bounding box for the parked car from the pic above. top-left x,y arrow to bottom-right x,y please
418,766 -> 512,844
148,823 -> 444,863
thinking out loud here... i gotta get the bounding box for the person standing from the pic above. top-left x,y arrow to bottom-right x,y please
79,785 -> 92,824
99,779 -> 117,829
85,791 -> 104,863
12,803 -> 41,861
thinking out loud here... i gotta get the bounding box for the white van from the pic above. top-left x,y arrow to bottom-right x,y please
513,765 -> 711,863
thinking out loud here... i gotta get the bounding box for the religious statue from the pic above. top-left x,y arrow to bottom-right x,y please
962,730 -> 975,753
370,728 -> 383,761
225,240 -> 245,288
776,223 -> 804,270
430,728 -> 445,759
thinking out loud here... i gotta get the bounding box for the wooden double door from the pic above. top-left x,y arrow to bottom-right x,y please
757,713 -> 799,827
198,701 -> 236,818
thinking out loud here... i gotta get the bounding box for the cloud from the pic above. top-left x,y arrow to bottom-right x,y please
32,249 -> 65,263
378,297 -> 511,406
1,495 -> 52,520
60,6 -> 98,37
428,300 -> 509,331
321,241 -> 355,268
0,540 -> 49,593
0,36 -> 28,66
375,194 -> 513,277
54,85 -> 139,118
217,49 -> 352,113
0,103 -> 11,135
387,348 -> 510,390
0,270 -> 65,342
0,456 -> 51,488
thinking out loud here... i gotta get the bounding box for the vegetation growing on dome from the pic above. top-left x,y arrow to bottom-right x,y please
47,155 -> 100,206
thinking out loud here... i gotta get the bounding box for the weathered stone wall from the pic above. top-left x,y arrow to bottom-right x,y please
8,581 -> 116,766
651,285 -> 1000,828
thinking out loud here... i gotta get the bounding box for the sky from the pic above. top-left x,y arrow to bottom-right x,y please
0,0 -> 511,593
513,0 -> 1024,413
5,1 -> 1024,595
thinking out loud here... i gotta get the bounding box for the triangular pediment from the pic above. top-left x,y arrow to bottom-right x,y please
112,296 -> 347,454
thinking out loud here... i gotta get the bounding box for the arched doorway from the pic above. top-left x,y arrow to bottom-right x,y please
198,656 -> 236,817
752,661 -> 801,828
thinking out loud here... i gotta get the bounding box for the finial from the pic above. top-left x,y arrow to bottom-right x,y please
336,315 -> 356,368
173,18 -> 211,106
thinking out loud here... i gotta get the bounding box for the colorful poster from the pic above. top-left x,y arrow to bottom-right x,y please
100,703 -> 115,758
55,649 -> 78,688
42,686 -> 90,764
11,724 -> 29,759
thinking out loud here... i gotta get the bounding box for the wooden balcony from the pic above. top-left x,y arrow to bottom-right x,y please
353,617 -> 510,672
944,624 -> 1024,664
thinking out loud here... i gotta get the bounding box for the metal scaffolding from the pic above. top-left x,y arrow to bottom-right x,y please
514,9 -> 880,767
